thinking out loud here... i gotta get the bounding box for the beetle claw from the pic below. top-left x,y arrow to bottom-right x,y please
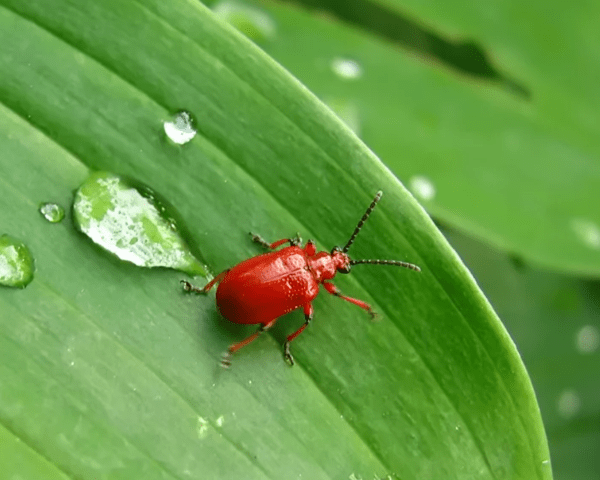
220,352 -> 232,369
290,233 -> 302,247
249,232 -> 271,249
181,280 -> 206,295
283,342 -> 295,366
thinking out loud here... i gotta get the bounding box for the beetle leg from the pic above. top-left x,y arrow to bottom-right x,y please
221,317 -> 279,368
323,282 -> 376,319
283,303 -> 314,366
250,232 -> 302,250
181,270 -> 228,294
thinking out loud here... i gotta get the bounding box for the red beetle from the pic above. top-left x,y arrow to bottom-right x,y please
182,191 -> 420,366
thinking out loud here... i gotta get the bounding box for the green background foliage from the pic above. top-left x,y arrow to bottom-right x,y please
1,0 -> 597,478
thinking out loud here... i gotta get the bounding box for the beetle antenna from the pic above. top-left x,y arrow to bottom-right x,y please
342,191 -> 383,253
349,259 -> 421,272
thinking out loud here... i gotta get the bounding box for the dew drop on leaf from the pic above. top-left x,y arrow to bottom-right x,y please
72,171 -> 209,277
575,324 -> 599,354
39,202 -> 65,223
409,175 -> 436,201
0,235 -> 34,288
331,57 -> 363,80
164,111 -> 197,145
557,389 -> 580,418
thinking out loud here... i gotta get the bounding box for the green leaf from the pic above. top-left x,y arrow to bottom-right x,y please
445,229 -> 600,480
0,1 -> 549,479
232,0 -> 600,276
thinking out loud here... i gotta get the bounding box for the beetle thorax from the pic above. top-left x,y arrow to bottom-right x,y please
307,250 -> 350,282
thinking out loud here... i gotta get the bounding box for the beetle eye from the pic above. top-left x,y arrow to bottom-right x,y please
337,265 -> 351,274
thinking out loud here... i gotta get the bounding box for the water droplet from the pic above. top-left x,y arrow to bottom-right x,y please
212,1 -> 276,42
0,235 -> 34,288
197,416 -> 209,439
409,175 -> 436,200
72,172 -> 208,276
570,218 -> 600,249
576,325 -> 599,354
557,389 -> 580,418
331,58 -> 362,80
164,111 -> 197,145
39,202 -> 65,223
325,97 -> 361,135
215,415 -> 225,427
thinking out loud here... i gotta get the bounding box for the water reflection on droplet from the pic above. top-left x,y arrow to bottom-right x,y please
409,175 -> 436,201
164,111 -> 197,145
570,218 -> 600,249
557,389 -> 580,418
72,171 -> 208,277
39,202 -> 65,223
197,416 -> 209,439
576,325 -> 599,354
212,1 -> 276,42
331,58 -> 362,80
0,235 -> 34,288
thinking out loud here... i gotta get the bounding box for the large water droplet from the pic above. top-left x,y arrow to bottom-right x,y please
331,58 -> 363,80
212,1 -> 276,42
39,202 -> 65,223
0,235 -> 34,288
164,111 -> 197,145
72,172 -> 208,277
409,175 -> 436,201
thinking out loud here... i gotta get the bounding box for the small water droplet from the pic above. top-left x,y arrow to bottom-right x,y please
331,58 -> 362,80
39,202 -> 65,223
164,111 -> 197,145
576,325 -> 599,354
215,415 -> 224,427
570,218 -> 600,249
409,175 -> 436,200
557,389 -> 580,418
197,416 -> 209,439
72,172 -> 208,276
212,1 -> 276,42
0,235 -> 34,288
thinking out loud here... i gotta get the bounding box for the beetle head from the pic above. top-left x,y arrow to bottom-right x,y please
330,246 -> 351,274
